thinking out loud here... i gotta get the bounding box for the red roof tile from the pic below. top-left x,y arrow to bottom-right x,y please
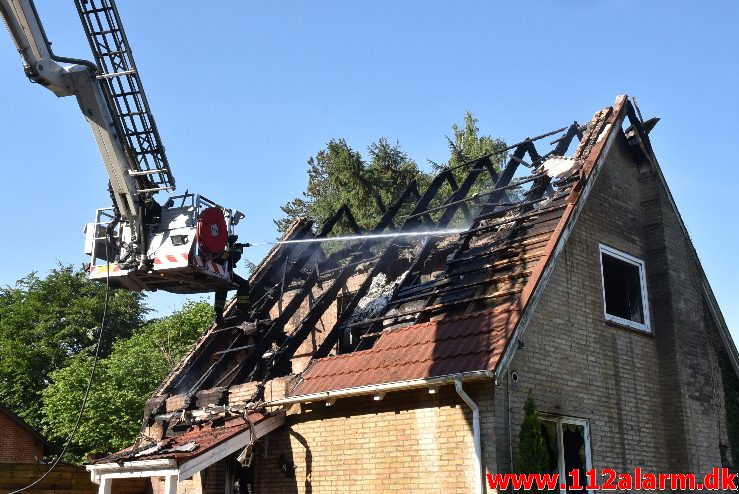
292,306 -> 521,395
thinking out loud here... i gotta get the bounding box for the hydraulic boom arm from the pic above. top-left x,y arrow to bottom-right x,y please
2,0 -> 154,221
1,0 -> 244,297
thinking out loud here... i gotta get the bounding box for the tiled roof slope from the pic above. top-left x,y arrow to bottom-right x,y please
293,307 -> 520,394
290,97 -> 626,397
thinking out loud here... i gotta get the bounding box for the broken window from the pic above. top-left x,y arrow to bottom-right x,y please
540,415 -> 592,493
599,244 -> 650,332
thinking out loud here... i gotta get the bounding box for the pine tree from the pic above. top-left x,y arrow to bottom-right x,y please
275,113 -> 506,233
275,138 -> 427,233
517,393 -> 549,493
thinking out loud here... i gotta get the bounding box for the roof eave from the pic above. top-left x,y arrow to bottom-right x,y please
271,369 -> 497,406
86,412 -> 285,484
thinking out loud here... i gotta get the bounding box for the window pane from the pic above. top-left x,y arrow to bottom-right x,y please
562,423 -> 586,493
540,419 -> 560,476
602,253 -> 644,323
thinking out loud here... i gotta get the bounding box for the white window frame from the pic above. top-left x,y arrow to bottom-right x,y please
539,414 -> 593,494
598,243 -> 651,332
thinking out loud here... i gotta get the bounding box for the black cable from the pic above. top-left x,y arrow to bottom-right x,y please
9,239 -> 112,494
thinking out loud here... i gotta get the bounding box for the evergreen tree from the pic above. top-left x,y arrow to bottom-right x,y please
275,138 -> 428,233
276,114 -> 507,233
517,392 -> 549,493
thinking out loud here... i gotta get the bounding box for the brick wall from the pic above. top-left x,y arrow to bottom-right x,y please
250,384 -> 494,493
0,410 -> 45,463
495,131 -> 729,478
148,473 -> 203,494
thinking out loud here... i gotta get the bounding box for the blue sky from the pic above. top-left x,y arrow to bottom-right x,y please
0,1 -> 736,337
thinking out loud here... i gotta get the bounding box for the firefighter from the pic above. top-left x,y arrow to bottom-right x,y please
214,241 -> 250,326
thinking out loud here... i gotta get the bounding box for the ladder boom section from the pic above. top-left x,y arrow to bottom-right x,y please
0,0 -> 175,219
74,0 -> 175,194
68,65 -> 140,221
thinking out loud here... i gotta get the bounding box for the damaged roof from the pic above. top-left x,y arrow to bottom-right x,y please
96,412 -> 266,464
290,103 -> 621,397
148,97 -> 627,413
294,307 -> 520,395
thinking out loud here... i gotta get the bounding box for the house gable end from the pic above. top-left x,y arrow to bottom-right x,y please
498,100 -> 736,475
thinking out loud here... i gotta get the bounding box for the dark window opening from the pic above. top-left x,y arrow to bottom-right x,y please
540,417 -> 591,493
562,423 -> 587,494
601,248 -> 646,328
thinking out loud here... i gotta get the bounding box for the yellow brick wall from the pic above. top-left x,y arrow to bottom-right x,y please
252,385 -> 494,493
148,473 -> 202,494
495,131 -> 730,479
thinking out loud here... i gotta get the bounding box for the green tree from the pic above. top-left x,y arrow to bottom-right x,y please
441,111 -> 506,172
276,138 -> 430,233
0,265 -> 147,427
431,112 -> 508,211
517,393 -> 549,493
277,114 -> 506,233
42,301 -> 213,463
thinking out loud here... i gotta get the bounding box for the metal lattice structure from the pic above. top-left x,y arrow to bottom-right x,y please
74,0 -> 175,194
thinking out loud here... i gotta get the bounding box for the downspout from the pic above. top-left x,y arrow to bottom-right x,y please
455,377 -> 482,494
506,369 -> 514,493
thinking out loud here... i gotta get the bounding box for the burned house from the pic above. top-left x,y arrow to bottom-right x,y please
87,95 -> 739,493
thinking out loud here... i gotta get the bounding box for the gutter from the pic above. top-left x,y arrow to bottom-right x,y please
455,377 -> 483,494
264,369 -> 496,407
86,459 -> 178,484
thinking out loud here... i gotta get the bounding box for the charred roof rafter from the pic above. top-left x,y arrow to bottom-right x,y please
412,123 -> 583,322
311,123 -> 584,359
309,165 -> 487,360
347,156 -> 507,346
162,204 -> 364,397
182,205 -> 368,393
218,180 -> 428,392
156,119 -> 588,407
348,122 -> 582,344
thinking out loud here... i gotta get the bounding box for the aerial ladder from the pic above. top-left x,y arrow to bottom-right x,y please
0,0 -> 249,316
